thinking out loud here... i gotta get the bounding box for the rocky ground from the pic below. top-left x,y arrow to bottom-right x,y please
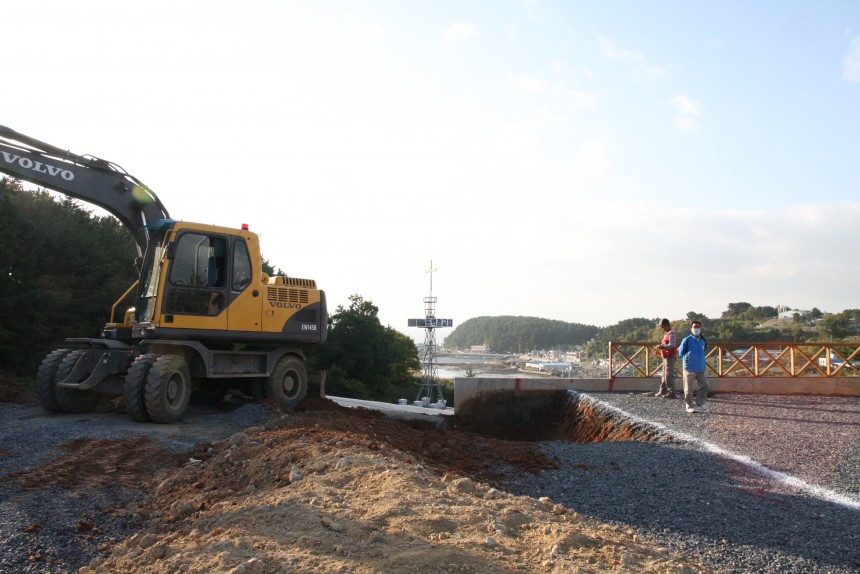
0,376 -> 705,574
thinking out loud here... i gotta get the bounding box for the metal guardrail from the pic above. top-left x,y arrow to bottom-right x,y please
608,342 -> 860,378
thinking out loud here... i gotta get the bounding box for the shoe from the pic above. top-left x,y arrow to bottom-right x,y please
665,392 -> 677,399
685,405 -> 697,413
654,391 -> 665,397
697,404 -> 710,413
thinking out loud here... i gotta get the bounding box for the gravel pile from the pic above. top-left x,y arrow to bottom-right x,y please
0,401 -> 276,574
504,391 -> 860,574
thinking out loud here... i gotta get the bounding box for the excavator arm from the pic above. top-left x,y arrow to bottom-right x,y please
0,125 -> 169,255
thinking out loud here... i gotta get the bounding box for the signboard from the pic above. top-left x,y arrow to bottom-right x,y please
408,318 -> 454,328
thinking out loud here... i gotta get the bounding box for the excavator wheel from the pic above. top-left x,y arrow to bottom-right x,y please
144,354 -> 191,424
54,350 -> 101,414
264,356 -> 308,411
35,349 -> 71,412
124,354 -> 157,422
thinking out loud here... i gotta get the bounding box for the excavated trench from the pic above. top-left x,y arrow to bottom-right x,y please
453,390 -> 665,443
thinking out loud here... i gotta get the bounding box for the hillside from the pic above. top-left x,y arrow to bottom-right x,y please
443,316 -> 599,352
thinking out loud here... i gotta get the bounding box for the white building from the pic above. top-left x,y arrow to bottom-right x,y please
778,309 -> 810,320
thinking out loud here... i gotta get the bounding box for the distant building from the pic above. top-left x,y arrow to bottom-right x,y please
778,309 -> 809,320
524,361 -> 573,374
471,344 -> 491,354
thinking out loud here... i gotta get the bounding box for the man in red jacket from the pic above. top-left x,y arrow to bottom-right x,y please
655,318 -> 678,398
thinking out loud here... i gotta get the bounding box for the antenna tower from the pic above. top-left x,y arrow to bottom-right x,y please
407,260 -> 453,407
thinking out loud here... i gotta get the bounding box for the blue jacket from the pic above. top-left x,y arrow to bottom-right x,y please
678,334 -> 707,373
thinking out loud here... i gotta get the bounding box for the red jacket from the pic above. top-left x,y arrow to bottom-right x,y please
660,330 -> 678,358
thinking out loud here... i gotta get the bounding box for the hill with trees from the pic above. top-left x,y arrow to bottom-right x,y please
442,316 -> 600,353
584,304 -> 859,358
442,304 -> 858,359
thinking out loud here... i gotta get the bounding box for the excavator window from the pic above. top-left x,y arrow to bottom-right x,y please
170,233 -> 227,287
232,239 -> 252,291
164,232 -> 228,315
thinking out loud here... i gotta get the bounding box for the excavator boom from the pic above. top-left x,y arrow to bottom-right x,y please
0,125 -> 169,254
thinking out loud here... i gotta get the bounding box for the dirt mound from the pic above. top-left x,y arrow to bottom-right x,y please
63,399 -> 700,574
5,397 -> 702,573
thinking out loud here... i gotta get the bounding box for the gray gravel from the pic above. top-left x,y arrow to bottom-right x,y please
0,400 -> 276,574
503,391 -> 860,574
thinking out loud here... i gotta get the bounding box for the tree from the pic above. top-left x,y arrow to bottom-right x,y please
261,257 -> 285,277
722,302 -> 752,319
1,180 -> 138,374
818,313 -> 850,340
307,294 -> 419,400
686,311 -> 708,323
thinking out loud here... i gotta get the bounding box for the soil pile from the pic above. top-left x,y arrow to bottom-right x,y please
52,399 -> 703,574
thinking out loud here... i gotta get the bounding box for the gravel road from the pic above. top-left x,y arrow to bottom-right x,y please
505,391 -> 860,574
0,401 -> 275,574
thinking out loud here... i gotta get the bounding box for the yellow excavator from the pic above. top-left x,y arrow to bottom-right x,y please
0,125 -> 327,422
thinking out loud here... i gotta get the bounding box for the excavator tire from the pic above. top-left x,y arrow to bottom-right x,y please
54,350 -> 101,414
124,354 -> 157,422
35,349 -> 71,412
264,356 -> 308,411
144,354 -> 191,424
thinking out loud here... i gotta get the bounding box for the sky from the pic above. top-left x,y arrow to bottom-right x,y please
4,0 -> 860,342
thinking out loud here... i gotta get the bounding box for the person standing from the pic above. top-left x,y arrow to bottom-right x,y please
678,320 -> 710,413
655,318 -> 677,398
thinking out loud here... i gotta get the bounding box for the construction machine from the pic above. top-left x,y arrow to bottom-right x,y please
0,125 -> 327,422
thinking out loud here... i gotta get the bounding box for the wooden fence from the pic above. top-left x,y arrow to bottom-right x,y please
608,341 -> 860,379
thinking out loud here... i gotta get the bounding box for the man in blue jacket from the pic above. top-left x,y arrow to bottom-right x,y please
677,320 -> 710,413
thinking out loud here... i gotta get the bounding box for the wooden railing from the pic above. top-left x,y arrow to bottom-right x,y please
608,342 -> 860,379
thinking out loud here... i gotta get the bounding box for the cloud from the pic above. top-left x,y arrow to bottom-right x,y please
505,24 -> 519,38
522,0 -> 544,21
598,36 -> 644,64
572,138 -> 613,181
843,36 -> 860,83
560,201 -> 860,322
635,65 -> 670,80
671,94 -> 703,133
569,89 -> 598,109
599,36 -> 668,82
534,105 -> 567,125
440,22 -> 478,46
513,74 -> 548,93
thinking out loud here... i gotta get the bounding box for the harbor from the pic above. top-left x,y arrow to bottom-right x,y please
428,350 -> 606,380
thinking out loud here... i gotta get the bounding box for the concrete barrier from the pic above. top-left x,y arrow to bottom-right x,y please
454,376 -> 860,414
